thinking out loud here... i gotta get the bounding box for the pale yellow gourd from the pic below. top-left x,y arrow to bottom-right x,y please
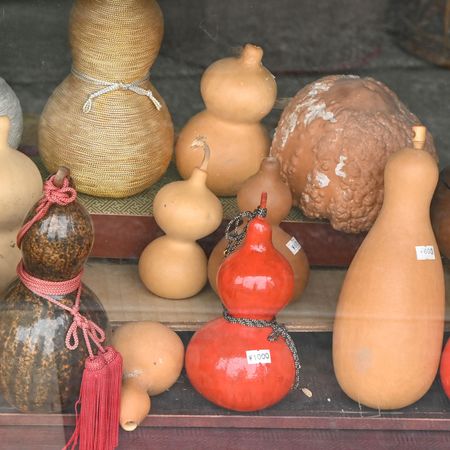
332,126 -> 445,410
139,138 -> 223,299
111,321 -> 184,431
175,44 -> 277,196
0,116 -> 42,293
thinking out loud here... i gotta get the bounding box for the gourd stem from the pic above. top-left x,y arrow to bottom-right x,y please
241,44 -> 263,65
53,166 -> 70,188
260,192 -> 268,209
412,125 -> 426,150
191,136 -> 210,171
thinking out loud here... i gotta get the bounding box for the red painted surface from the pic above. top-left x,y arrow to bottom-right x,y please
185,317 -> 295,411
440,338 -> 450,398
217,216 -> 294,320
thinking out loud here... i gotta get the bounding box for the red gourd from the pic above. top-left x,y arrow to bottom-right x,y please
185,193 -> 297,411
440,339 -> 450,399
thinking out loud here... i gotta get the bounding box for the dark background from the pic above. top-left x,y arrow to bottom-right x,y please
0,0 -> 449,165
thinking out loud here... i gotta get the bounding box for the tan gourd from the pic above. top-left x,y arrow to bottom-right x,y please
111,321 -> 184,431
332,126 -> 445,410
208,157 -> 310,302
139,138 -> 223,299
175,44 -> 277,196
0,116 -> 42,293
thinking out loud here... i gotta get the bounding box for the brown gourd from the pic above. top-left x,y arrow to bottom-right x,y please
0,116 -> 42,294
332,126 -> 445,410
139,138 -> 223,299
208,156 -> 310,302
111,321 -> 184,431
430,166 -> 450,258
175,44 -> 277,196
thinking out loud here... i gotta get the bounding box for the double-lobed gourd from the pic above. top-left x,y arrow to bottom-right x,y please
111,321 -> 184,431
139,139 -> 223,299
175,44 -> 277,196
333,126 -> 445,410
0,116 -> 42,294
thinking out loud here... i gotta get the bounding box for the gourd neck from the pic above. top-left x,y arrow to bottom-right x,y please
0,116 -> 12,153
188,167 -> 208,187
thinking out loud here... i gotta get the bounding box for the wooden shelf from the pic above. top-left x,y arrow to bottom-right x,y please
82,260 -> 450,332
1,332 -> 449,450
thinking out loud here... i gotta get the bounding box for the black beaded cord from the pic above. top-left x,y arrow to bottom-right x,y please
223,205 -> 267,257
221,200 -> 301,390
223,308 -> 301,390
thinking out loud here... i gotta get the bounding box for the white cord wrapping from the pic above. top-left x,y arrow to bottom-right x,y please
71,67 -> 162,113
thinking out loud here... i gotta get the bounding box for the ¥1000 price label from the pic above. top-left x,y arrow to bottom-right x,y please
415,245 -> 435,261
246,349 -> 272,365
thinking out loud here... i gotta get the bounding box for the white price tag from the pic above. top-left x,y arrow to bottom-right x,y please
246,349 -> 271,365
286,237 -> 302,255
415,245 -> 435,261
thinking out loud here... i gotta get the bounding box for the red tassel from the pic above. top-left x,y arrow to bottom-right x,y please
64,347 -> 123,450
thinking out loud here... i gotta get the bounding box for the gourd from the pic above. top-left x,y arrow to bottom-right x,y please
0,168 -> 109,412
139,138 -> 223,299
430,167 -> 450,258
38,0 -> 174,197
175,44 -> 277,196
0,78 -> 23,148
332,126 -> 445,409
271,75 -> 437,233
0,116 -> 42,294
186,193 -> 298,411
440,339 -> 450,399
208,156 -> 310,302
111,321 -> 184,431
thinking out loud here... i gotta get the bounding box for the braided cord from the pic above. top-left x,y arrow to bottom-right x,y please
224,205 -> 267,257
223,308 -> 301,389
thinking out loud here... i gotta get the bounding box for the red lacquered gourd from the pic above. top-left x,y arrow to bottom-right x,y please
217,194 -> 294,320
440,339 -> 450,399
185,193 -> 297,412
185,318 -> 295,411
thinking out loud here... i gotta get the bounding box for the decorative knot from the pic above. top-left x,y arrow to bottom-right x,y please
223,308 -> 301,390
224,205 -> 267,257
66,309 -> 106,356
71,67 -> 162,113
17,174 -> 77,248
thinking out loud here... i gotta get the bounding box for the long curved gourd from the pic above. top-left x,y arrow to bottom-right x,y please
332,126 -> 445,410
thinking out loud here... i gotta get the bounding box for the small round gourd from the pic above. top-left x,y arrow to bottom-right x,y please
111,321 -> 184,431
175,44 -> 277,196
333,126 -> 445,410
208,157 -> 310,302
0,116 -> 42,294
139,138 -> 223,299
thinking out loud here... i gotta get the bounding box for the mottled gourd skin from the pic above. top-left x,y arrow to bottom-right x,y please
0,199 -> 109,413
271,75 -> 437,233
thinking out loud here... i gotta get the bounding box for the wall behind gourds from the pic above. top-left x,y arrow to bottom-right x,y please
0,0 -> 448,165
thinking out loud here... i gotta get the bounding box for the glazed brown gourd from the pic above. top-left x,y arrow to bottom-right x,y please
0,116 -> 42,294
139,138 -> 223,299
0,168 -> 109,412
111,321 -> 184,431
333,126 -> 445,409
175,44 -> 277,196
208,157 -> 310,302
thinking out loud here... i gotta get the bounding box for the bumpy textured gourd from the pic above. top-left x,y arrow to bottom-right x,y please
271,75 -> 437,233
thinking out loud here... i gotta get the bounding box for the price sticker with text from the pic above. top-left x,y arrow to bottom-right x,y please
286,237 -> 302,255
415,245 -> 435,261
246,349 -> 272,365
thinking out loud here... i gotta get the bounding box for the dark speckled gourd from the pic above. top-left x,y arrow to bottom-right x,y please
0,173 -> 109,413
